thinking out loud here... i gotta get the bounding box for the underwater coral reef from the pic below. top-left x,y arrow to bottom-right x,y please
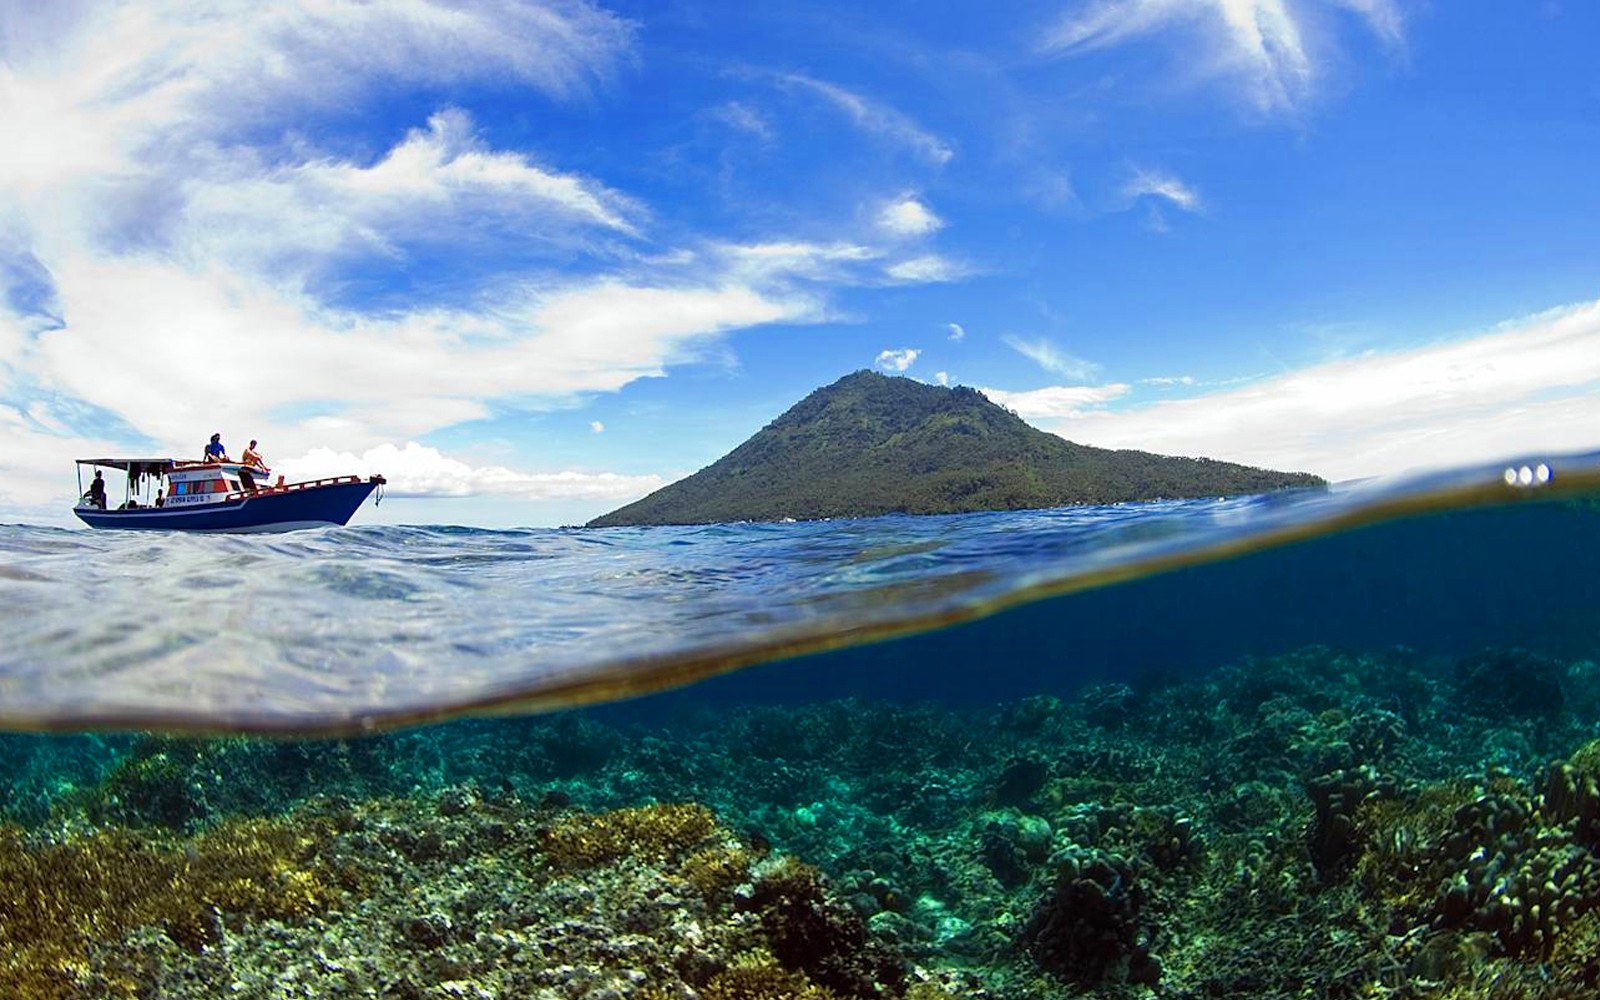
2,644 -> 1598,999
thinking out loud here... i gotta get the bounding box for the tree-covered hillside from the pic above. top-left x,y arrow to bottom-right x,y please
589,371 -> 1323,526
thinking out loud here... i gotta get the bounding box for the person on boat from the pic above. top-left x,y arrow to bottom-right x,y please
204,433 -> 231,464
83,470 -> 107,509
241,439 -> 266,469
155,490 -> 165,507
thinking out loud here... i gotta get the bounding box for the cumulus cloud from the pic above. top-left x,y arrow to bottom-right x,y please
281,442 -> 664,500
1002,335 -> 1100,380
1056,299 -> 1600,480
947,322 -> 966,341
590,421 -> 605,433
876,348 -> 921,373
1040,0 -> 1407,114
773,73 -> 955,165
878,195 -> 944,237
981,384 -> 1131,418
934,371 -> 950,386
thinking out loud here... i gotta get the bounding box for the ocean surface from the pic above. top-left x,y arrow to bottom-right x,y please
1,450 -> 1598,999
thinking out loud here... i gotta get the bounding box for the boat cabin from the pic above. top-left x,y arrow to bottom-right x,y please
166,463 -> 259,506
75,458 -> 273,511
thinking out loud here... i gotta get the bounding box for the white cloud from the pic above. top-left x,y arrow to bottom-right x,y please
280,442 -> 664,501
1040,0 -> 1406,114
876,348 -> 921,373
934,371 -> 950,386
1002,335 -> 1100,380
590,421 -> 605,433
1054,299 -> 1600,480
168,108 -> 642,284
774,73 -> 955,165
1142,375 -> 1197,386
22,258 -> 808,464
886,255 -> 965,283
981,384 -> 1131,418
1123,166 -> 1201,213
1331,0 -> 1406,45
0,0 -> 634,198
711,101 -> 775,142
878,195 -> 944,237
0,410 -> 133,514
720,241 -> 881,284
947,322 -> 966,341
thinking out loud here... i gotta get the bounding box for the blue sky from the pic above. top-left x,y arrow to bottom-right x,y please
2,0 -> 1598,526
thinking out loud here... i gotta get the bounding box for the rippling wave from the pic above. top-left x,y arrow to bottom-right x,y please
1,451 -> 1595,733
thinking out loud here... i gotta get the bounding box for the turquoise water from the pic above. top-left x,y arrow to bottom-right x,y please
0,451 -> 1598,999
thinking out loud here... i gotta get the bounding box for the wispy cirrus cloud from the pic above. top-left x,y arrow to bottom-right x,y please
1040,0 -> 1407,114
772,72 -> 955,165
1002,335 -> 1100,380
1055,299 -> 1600,480
886,255 -> 966,283
1121,165 -> 1202,232
981,383 -> 1131,418
709,100 -> 776,142
0,0 -> 636,198
1123,166 -> 1202,212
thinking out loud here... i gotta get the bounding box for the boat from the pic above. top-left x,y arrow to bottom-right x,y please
73,457 -> 385,532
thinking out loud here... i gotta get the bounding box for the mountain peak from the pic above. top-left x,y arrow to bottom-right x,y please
589,373 -> 1322,526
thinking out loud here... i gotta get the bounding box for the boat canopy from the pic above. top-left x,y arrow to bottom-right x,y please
75,458 -> 185,493
75,458 -> 179,473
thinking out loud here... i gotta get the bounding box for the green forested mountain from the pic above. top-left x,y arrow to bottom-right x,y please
588,371 -> 1323,526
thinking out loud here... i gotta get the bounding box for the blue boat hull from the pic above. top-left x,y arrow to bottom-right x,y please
75,479 -> 382,532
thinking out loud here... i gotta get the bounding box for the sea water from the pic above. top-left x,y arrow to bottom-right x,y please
0,453 -> 1597,999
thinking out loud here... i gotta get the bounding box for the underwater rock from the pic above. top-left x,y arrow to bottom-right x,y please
1455,647 -> 1566,720
1019,851 -> 1159,987
991,756 -> 1049,810
1076,683 -> 1138,729
978,811 -> 1052,889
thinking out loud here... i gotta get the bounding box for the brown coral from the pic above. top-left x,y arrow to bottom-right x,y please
540,802 -> 721,868
0,815 -> 339,999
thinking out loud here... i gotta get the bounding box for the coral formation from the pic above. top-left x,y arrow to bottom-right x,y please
1020,851 -> 1159,987
541,802 -> 721,868
744,858 -> 907,999
0,815 -> 340,998
5,642 -> 1600,998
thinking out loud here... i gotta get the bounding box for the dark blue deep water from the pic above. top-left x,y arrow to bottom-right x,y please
0,452 -> 1596,999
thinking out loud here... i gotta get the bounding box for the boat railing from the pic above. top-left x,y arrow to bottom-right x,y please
221,475 -> 372,504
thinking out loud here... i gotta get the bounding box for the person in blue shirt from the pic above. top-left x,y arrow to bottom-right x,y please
204,433 -> 231,464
